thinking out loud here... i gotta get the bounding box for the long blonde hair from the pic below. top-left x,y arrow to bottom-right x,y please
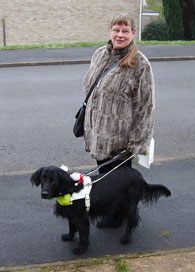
110,14 -> 137,68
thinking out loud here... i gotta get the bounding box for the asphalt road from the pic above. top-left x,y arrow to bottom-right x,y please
0,159 -> 195,266
0,61 -> 195,267
0,61 -> 195,174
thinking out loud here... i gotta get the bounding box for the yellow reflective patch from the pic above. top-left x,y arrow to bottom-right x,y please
56,194 -> 73,206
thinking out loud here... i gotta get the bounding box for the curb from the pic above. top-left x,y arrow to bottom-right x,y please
0,56 -> 195,68
1,246 -> 195,272
1,155 -> 195,177
0,59 -> 90,68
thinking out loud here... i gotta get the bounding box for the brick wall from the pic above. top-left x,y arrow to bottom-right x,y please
0,0 -> 139,46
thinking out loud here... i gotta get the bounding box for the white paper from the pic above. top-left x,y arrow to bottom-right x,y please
133,138 -> 155,169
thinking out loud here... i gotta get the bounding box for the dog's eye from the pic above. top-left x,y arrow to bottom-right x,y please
40,178 -> 45,184
51,179 -> 58,187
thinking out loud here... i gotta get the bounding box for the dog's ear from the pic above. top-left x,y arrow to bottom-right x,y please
31,168 -> 43,186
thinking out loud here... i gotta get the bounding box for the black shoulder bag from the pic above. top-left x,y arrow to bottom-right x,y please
73,60 -> 120,137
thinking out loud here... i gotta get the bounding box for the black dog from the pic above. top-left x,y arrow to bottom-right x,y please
31,165 -> 171,254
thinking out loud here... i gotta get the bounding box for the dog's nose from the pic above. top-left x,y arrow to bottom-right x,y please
41,191 -> 49,199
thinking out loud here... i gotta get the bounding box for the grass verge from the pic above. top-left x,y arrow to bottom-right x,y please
116,259 -> 130,272
0,40 -> 195,50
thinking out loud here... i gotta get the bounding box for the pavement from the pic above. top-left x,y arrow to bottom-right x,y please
0,44 -> 195,67
0,44 -> 195,272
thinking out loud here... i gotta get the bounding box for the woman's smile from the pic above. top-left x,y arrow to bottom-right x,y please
111,23 -> 135,49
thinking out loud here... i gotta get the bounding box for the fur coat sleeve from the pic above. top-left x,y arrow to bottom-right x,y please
127,60 -> 155,155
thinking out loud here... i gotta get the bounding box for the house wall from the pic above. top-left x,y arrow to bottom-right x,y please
0,0 -> 140,46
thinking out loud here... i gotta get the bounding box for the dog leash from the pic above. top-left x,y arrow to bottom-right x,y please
84,150 -> 131,176
84,153 -> 135,186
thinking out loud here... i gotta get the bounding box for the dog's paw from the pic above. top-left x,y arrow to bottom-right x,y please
61,233 -> 74,241
72,246 -> 87,255
120,236 -> 130,245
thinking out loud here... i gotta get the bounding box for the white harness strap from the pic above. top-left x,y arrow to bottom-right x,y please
70,176 -> 92,212
60,165 -> 92,211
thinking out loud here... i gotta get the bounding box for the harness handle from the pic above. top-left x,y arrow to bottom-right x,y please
84,154 -> 135,187
84,149 -> 128,176
84,150 -> 130,176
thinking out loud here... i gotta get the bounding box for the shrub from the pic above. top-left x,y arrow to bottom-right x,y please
142,20 -> 169,41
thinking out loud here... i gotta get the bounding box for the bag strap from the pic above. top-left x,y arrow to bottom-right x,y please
84,59 -> 120,105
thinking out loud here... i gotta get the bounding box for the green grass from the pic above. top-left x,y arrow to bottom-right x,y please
0,41 -> 106,50
138,40 -> 195,45
0,40 -> 195,50
79,259 -> 104,267
144,5 -> 164,19
116,259 -> 130,272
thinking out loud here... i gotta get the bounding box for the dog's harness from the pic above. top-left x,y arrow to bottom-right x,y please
56,151 -> 134,212
56,169 -> 92,212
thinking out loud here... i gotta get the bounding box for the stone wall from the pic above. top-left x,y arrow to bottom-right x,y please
0,0 -> 139,46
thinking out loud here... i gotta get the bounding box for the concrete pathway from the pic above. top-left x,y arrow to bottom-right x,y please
1,247 -> 195,272
0,44 -> 195,67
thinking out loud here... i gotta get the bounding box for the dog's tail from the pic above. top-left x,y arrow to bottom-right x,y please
142,182 -> 171,204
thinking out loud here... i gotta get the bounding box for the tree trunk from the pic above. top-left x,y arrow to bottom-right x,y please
179,0 -> 195,40
162,0 -> 185,40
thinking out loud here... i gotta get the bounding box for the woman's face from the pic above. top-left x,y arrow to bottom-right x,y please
111,23 -> 135,49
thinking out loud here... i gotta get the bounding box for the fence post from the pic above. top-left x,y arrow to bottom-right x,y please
2,19 -> 6,46
139,0 -> 143,41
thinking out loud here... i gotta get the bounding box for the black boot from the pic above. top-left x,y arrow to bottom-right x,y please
96,213 -> 122,228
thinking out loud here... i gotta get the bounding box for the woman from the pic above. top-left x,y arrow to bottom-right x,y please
83,14 -> 155,227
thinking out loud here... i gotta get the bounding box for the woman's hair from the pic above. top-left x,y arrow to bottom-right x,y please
109,14 -> 137,68
109,14 -> 136,31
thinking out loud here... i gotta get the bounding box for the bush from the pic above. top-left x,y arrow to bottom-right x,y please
142,20 -> 169,41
